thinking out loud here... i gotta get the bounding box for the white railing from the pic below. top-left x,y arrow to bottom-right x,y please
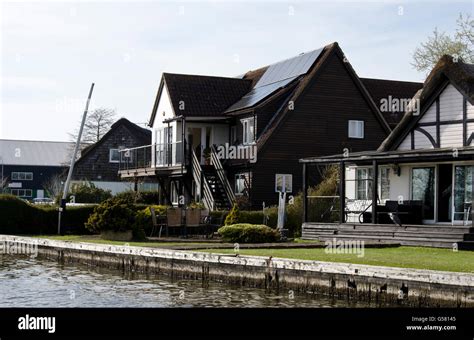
119,142 -> 184,172
211,145 -> 236,205
192,149 -> 215,210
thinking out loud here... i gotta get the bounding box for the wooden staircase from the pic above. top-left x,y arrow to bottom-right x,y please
191,148 -> 235,211
202,165 -> 232,210
302,223 -> 474,249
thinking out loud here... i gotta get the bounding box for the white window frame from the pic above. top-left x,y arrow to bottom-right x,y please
11,189 -> 32,197
356,167 -> 372,200
379,166 -> 391,201
241,117 -> 256,145
170,181 -> 179,205
275,174 -> 293,193
11,172 -> 33,181
109,148 -> 120,163
348,120 -> 364,139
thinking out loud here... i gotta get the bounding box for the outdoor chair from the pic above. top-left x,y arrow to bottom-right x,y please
184,208 -> 202,238
166,207 -> 184,237
149,207 -> 166,238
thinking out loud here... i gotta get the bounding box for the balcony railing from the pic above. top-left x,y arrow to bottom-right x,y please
118,142 -> 185,173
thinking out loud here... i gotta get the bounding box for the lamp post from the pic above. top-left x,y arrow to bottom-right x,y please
58,83 -> 94,234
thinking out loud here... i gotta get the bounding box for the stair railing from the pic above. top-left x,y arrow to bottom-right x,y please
192,149 -> 215,211
210,145 -> 236,206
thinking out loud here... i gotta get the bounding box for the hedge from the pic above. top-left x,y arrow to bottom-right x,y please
217,224 -> 280,243
0,194 -> 95,235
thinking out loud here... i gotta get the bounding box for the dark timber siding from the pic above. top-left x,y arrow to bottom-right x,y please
249,52 -> 389,207
3,164 -> 67,199
73,123 -> 150,182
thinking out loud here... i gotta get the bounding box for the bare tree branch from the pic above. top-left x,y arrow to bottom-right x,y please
412,13 -> 474,73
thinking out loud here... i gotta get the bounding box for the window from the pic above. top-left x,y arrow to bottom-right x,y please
275,174 -> 293,193
411,167 -> 435,220
170,181 -> 179,204
356,168 -> 373,200
11,172 -> 33,181
109,149 -> 120,163
241,117 -> 256,145
348,120 -> 364,139
235,172 -> 252,195
453,165 -> 473,221
380,167 -> 391,200
10,189 -> 32,197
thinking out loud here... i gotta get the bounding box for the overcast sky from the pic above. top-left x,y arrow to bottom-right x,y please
1,0 -> 472,142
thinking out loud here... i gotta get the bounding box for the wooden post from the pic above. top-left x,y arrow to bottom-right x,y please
339,161 -> 345,224
181,117 -> 185,173
372,160 -> 378,224
302,163 -> 308,223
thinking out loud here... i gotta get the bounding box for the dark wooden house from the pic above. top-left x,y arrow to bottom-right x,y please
119,42 -> 421,209
72,118 -> 156,194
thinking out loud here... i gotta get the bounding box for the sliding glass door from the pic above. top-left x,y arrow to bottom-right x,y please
453,165 -> 473,223
411,167 -> 435,222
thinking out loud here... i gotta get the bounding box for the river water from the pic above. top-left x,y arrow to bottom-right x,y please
0,255 -> 372,308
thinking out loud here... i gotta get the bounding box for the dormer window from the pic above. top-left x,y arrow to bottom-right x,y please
241,117 -> 256,145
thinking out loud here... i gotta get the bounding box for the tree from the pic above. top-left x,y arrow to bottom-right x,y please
69,108 -> 116,149
412,13 -> 474,73
1,175 -> 9,194
67,108 -> 116,160
42,173 -> 64,200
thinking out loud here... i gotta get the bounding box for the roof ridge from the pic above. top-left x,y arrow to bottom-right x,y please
0,139 -> 71,144
361,77 -> 423,85
163,72 -> 250,82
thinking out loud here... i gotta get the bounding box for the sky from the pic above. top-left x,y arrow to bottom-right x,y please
0,0 -> 473,142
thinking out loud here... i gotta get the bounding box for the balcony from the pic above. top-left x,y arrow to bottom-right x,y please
118,142 -> 186,178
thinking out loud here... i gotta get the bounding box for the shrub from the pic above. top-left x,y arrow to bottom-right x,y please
0,194 -> 95,235
224,204 -> 240,226
85,198 -> 145,240
218,224 -> 280,243
133,205 -> 167,235
69,182 -> 112,203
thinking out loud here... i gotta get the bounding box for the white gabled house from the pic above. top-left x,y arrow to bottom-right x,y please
301,55 -> 474,249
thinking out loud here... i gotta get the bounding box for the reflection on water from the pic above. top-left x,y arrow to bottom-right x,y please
0,255 -> 369,308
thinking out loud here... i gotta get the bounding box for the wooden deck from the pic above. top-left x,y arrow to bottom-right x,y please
302,222 -> 474,249
118,165 -> 186,178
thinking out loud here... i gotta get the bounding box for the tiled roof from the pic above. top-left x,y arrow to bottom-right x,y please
163,73 -> 252,117
360,78 -> 423,127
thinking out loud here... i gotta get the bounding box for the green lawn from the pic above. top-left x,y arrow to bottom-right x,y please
197,247 -> 474,273
30,235 -> 217,248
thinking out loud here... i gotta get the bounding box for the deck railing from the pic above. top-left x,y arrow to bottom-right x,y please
191,150 -> 215,210
211,145 -> 236,205
118,141 -> 185,173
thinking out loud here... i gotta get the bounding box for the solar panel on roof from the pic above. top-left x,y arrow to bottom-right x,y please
255,48 -> 323,88
225,77 -> 296,112
225,48 -> 324,112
